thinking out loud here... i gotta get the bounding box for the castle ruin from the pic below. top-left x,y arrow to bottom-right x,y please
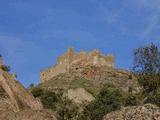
40,48 -> 115,83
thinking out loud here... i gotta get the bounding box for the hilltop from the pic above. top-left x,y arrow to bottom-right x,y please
39,48 -> 139,95
40,48 -> 115,83
37,49 -> 140,117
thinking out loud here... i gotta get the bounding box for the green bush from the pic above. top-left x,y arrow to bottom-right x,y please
0,65 -> 10,72
145,89 -> 160,107
124,94 -> 139,106
56,98 -> 79,120
29,83 -> 34,88
30,87 -> 43,98
79,85 -> 123,120
154,89 -> 160,107
41,90 -> 60,109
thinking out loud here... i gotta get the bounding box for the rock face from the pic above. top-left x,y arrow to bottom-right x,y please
0,97 -> 56,120
0,69 -> 43,112
40,48 -> 115,83
0,93 -> 56,120
103,104 -> 160,120
66,88 -> 95,104
0,57 -> 56,120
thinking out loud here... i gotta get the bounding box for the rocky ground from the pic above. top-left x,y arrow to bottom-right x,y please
103,104 -> 160,120
0,97 -> 57,120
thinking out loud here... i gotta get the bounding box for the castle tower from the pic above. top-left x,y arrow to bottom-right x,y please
92,49 -> 100,56
66,48 -> 74,72
91,49 -> 101,66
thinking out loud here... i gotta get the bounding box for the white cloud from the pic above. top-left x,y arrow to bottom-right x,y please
142,15 -> 160,39
133,0 -> 160,10
128,0 -> 160,40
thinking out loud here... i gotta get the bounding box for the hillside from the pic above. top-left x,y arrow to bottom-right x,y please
39,65 -> 139,95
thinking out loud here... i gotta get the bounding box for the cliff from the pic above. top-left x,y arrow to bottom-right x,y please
0,57 -> 56,120
0,68 -> 43,111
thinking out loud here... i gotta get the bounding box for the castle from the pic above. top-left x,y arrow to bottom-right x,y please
40,48 -> 115,83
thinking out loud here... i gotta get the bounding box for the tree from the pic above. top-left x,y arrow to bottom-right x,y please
133,43 -> 160,106
133,43 -> 160,74
133,43 -> 160,93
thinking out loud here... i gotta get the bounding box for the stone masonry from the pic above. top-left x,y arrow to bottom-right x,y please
40,48 -> 115,83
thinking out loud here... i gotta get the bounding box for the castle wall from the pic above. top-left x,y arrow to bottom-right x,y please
40,61 -> 69,83
40,48 -> 115,83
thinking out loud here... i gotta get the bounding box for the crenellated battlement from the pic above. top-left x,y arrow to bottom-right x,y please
40,48 -> 115,83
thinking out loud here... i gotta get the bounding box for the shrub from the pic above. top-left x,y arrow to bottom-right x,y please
56,98 -> 79,120
124,94 -> 139,106
41,90 -> 60,109
29,83 -> 34,88
154,89 -> 160,107
0,65 -> 10,72
30,88 -> 63,110
145,89 -> 160,107
79,85 -> 123,120
30,87 -> 43,98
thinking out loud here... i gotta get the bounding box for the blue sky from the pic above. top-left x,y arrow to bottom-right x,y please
0,0 -> 159,87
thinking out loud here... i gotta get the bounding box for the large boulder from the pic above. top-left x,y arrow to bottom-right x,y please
103,104 -> 160,120
66,88 -> 95,104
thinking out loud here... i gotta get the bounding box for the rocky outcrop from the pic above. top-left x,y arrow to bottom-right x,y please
0,56 -> 57,119
103,104 -> 160,120
0,68 -> 43,112
0,97 -> 56,120
66,88 -> 95,104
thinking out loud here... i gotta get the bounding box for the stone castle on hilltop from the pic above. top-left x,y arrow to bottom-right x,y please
40,48 -> 115,83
